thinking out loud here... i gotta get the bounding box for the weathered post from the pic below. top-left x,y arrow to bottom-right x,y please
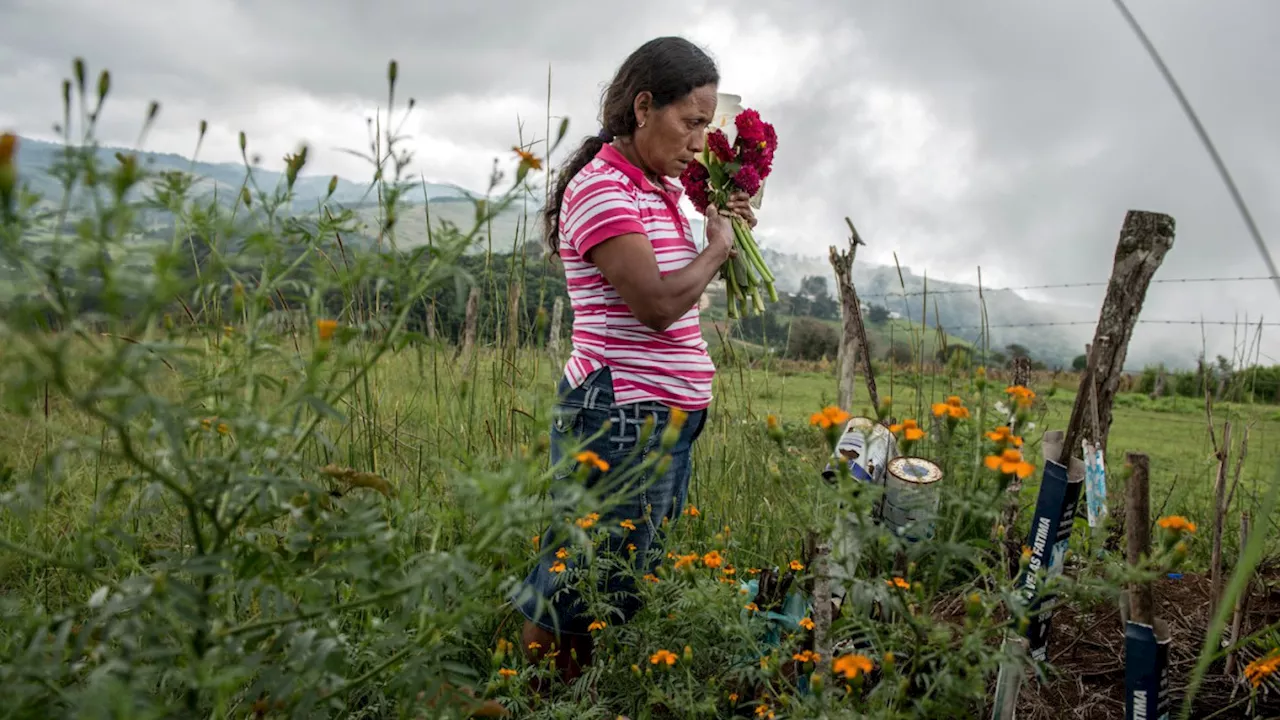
1123,452 -> 1171,720
458,285 -> 480,360
548,296 -> 565,356
828,218 -> 879,412
1061,210 -> 1176,460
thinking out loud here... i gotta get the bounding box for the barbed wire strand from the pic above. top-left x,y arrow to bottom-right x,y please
1111,0 -> 1280,302
856,275 -> 1280,301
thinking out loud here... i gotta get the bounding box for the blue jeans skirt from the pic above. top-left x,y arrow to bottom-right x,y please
512,367 -> 707,636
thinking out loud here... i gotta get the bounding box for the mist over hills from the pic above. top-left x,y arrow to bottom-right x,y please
10,136 -> 1196,370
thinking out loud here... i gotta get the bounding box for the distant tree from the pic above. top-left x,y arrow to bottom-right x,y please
867,304 -> 891,325
785,317 -> 839,361
887,340 -> 913,365
1072,354 -> 1088,371
800,275 -> 829,300
1005,343 -> 1031,360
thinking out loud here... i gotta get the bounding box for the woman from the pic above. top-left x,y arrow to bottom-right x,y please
511,36 -> 757,683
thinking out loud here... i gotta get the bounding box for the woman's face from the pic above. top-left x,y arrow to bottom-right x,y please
633,84 -> 718,178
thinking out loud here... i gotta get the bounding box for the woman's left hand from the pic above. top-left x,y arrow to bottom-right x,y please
725,191 -> 757,229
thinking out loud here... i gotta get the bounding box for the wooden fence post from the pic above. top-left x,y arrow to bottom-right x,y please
548,296 -> 564,357
1125,452 -> 1154,625
1060,210 -> 1176,463
828,218 -> 879,412
458,285 -> 480,360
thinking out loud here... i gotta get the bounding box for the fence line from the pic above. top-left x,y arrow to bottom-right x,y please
855,274 -> 1280,302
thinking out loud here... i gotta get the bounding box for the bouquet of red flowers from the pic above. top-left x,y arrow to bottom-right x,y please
680,108 -> 779,318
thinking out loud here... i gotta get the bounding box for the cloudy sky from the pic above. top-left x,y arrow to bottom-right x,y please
2,0 -> 1278,364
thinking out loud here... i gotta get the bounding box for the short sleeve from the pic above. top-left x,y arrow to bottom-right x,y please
562,173 -> 646,257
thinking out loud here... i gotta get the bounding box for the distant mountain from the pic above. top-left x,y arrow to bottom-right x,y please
12,136 -> 481,208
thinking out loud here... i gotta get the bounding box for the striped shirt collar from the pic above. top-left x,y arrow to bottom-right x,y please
596,143 -> 684,198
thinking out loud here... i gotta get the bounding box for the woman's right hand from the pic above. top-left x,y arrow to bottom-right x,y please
705,209 -> 738,262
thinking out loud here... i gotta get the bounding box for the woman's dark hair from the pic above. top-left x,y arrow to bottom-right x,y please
543,36 -> 718,255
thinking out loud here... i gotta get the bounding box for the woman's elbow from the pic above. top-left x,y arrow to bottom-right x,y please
632,300 -> 679,332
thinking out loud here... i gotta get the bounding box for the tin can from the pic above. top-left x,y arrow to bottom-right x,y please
882,457 -> 944,541
822,417 -> 898,487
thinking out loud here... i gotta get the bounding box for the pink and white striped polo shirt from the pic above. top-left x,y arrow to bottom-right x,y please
557,143 -> 715,411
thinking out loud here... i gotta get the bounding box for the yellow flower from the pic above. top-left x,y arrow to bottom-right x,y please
1244,650 -> 1280,688
1156,515 -> 1197,534
649,649 -> 678,666
620,519 -> 637,531
886,577 -> 910,590
1005,385 -> 1036,408
316,318 -> 338,341
627,543 -> 637,552
985,426 -> 1024,447
555,547 -> 569,560
496,638 -> 513,655
498,668 -> 517,678
550,561 -> 567,574
789,560 -> 805,572
809,405 -> 851,429
799,617 -> 815,631
575,512 -> 600,530
587,619 -> 607,632
792,649 -> 820,663
200,417 -> 213,431
684,505 -> 700,517
575,451 -> 610,472
674,553 -> 699,571
527,642 -> 542,651
984,448 -> 1035,478
216,423 -> 230,435
766,414 -> 779,430
833,653 -> 874,680
722,565 -> 736,577
512,145 -> 543,170
702,550 -> 724,569
744,602 -> 759,612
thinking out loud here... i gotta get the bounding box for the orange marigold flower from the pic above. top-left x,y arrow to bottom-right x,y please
889,418 -> 920,434
799,617 -> 815,631
809,405 -> 851,429
1244,650 -> 1280,688
702,550 -> 724,569
931,403 -> 949,418
216,422 -> 230,435
832,653 -> 874,680
627,543 -> 637,552
643,573 -> 661,583
744,602 -> 759,612
587,619 -> 607,632
755,704 -> 774,718
904,427 -> 925,441
722,565 -> 736,576
1005,385 -> 1036,408
498,668 -> 517,678
531,534 -> 540,549
674,553 -> 700,570
792,650 -> 820,663
620,519 -> 637,531
766,414 -> 780,430
549,561 -> 567,574
555,547 -> 569,560
886,577 -> 910,590
1157,516 -> 1197,534
649,649 -> 678,666
575,511 -> 600,530
669,407 -> 688,430
789,560 -> 805,572
684,505 -> 700,517
316,318 -> 338,341
527,642 -> 542,651
575,451 -> 609,472
748,568 -> 761,575
984,448 -> 1035,478
512,145 -> 542,170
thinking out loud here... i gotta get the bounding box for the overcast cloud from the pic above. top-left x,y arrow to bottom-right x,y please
2,0 -> 1278,364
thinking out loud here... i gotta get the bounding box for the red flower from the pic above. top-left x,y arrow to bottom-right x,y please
733,164 -> 762,196
706,129 -> 734,163
735,108 -> 767,146
680,161 -> 711,213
